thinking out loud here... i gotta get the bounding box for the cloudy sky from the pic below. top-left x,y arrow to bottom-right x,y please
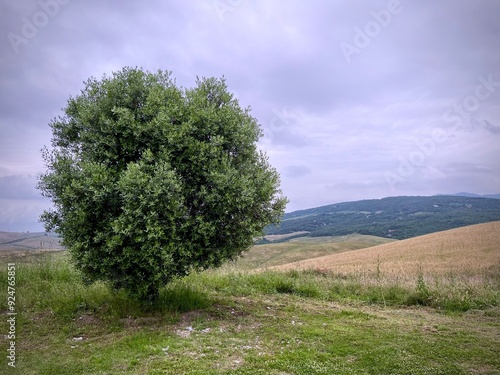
1,0 -> 499,232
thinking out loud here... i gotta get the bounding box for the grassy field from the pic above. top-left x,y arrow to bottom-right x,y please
0,224 -> 499,374
228,234 -> 396,270
272,221 -> 500,275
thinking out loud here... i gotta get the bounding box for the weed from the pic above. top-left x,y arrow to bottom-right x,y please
414,268 -> 432,306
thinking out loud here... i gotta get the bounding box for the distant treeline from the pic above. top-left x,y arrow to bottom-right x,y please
263,196 -> 500,241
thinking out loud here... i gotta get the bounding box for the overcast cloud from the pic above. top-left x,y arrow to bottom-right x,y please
1,0 -> 499,231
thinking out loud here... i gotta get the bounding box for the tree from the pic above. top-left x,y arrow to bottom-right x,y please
38,67 -> 287,302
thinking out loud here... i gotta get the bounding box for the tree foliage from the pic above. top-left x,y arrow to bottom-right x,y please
38,67 -> 287,301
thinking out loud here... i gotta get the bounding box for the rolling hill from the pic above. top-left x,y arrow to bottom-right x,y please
272,221 -> 500,277
264,195 -> 500,240
0,231 -> 62,250
448,192 -> 500,199
229,234 -> 396,270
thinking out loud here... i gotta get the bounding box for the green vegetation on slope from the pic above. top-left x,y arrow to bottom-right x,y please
234,234 -> 395,270
265,195 -> 500,240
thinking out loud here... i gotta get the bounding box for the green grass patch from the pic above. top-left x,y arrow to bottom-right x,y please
0,253 -> 499,374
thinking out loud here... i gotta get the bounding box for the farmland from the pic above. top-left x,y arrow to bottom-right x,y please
273,221 -> 500,277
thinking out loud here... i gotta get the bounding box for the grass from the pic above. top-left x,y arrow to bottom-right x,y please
272,221 -> 500,277
230,233 -> 395,270
0,223 -> 499,374
261,231 -> 310,242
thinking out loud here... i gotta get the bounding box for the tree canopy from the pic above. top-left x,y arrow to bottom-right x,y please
38,67 -> 287,301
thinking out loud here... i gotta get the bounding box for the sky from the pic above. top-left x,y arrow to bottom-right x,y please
1,0 -> 499,232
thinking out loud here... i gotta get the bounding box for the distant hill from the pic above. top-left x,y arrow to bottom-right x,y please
448,192 -> 500,199
272,221 -> 500,276
265,195 -> 500,240
0,231 -> 63,251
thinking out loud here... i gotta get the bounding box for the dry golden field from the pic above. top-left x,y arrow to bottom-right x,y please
272,221 -> 500,282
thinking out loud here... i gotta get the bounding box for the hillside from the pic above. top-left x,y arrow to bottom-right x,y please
265,195 -> 500,240
272,221 -> 500,276
0,231 -> 64,259
450,192 -> 500,199
229,234 -> 396,270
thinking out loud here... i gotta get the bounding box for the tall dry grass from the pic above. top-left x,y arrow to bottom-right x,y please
268,222 -> 500,307
273,222 -> 500,276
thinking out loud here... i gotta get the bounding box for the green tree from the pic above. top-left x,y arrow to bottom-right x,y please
38,67 -> 287,302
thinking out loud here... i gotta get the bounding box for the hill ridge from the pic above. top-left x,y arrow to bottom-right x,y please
265,195 -> 500,240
